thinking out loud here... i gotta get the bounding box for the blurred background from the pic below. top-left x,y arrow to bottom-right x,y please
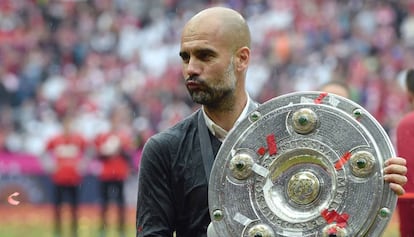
1,0 -> 413,236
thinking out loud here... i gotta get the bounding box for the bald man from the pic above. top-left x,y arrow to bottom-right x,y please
319,80 -> 351,99
136,7 -> 258,237
136,7 -> 407,237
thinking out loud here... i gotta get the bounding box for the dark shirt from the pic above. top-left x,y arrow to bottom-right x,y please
136,110 -> 220,237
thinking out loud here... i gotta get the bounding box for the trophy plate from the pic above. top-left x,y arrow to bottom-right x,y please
208,91 -> 397,237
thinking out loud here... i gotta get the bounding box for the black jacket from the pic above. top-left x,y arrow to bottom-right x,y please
136,101 -> 259,237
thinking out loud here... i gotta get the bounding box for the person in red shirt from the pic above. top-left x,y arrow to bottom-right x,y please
93,106 -> 134,237
396,68 -> 414,237
44,113 -> 89,237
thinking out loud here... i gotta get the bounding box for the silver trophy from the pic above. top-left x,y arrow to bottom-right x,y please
208,91 -> 397,237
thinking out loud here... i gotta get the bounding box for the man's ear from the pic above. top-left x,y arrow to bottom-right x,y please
235,46 -> 250,72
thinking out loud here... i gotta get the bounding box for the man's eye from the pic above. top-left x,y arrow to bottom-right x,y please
199,52 -> 213,61
179,53 -> 190,63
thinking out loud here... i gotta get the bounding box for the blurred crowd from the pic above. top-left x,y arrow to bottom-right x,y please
1,0 -> 414,157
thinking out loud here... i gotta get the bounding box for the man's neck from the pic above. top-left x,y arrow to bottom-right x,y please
203,93 -> 248,131
204,109 -> 238,132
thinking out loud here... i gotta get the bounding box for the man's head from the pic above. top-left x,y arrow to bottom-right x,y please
319,80 -> 351,99
179,7 -> 251,110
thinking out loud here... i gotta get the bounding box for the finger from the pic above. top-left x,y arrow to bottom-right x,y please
389,183 -> 405,196
384,174 -> 408,186
384,164 -> 408,176
384,157 -> 407,166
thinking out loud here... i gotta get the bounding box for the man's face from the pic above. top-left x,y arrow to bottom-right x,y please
321,84 -> 350,99
179,24 -> 237,108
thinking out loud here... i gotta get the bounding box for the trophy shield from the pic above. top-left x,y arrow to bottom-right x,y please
208,91 -> 397,237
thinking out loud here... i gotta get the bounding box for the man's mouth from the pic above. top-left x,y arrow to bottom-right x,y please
186,81 -> 202,90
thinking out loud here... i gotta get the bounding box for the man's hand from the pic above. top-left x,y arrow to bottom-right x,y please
384,157 -> 408,196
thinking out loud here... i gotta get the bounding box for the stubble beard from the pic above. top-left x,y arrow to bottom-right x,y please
188,62 -> 237,110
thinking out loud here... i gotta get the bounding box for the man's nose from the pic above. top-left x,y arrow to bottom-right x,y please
185,58 -> 201,76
